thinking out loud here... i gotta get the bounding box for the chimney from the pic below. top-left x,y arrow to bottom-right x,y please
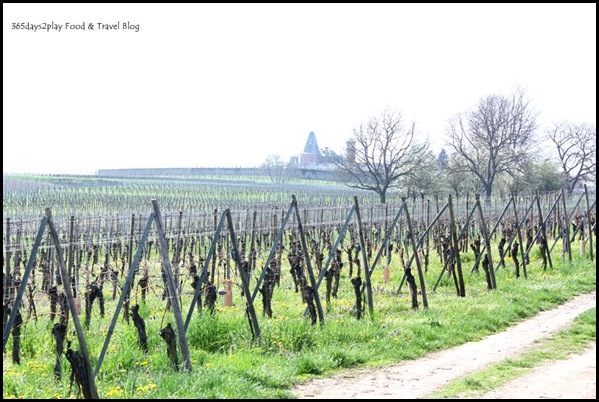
346,140 -> 356,163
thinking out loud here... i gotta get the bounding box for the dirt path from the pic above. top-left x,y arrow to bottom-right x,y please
291,291 -> 596,399
479,343 -> 596,399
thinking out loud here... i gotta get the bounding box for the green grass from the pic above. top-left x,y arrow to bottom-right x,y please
3,248 -> 596,399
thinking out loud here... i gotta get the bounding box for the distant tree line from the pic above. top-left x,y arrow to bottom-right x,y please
290,87 -> 597,203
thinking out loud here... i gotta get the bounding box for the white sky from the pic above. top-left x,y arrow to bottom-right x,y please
3,3 -> 596,175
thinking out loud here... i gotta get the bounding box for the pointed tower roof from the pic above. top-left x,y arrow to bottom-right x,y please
303,131 -> 322,156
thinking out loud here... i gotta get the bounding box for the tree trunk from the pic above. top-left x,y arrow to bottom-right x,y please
484,186 -> 492,206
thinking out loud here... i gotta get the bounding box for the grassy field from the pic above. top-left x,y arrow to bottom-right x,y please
2,243 -> 595,399
3,173 -> 596,398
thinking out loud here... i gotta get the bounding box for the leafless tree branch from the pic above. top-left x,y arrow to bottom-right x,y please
325,107 -> 431,203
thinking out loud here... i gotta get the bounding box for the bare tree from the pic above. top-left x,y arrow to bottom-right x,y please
445,88 -> 538,201
325,107 -> 431,203
546,121 -> 596,194
261,153 -> 291,183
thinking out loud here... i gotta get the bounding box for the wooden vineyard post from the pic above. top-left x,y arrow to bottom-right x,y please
383,204 -> 390,282
226,209 -> 262,343
560,189 -> 573,262
510,194 -> 528,278
185,212 -> 227,331
365,201 -> 402,284
447,195 -> 466,297
508,200 -> 529,261
123,214 -> 135,323
45,208 -> 99,399
292,195 -> 325,325
402,200 -> 428,309
211,208 -> 218,284
174,211 -> 183,295
315,205 -> 355,291
535,193 -> 553,270
250,202 -> 295,311
548,192 -> 582,256
434,194 -> 441,255
151,200 -> 193,373
398,202 -> 449,295
250,210 -> 258,272
354,196 -> 374,318
4,217 -> 12,336
223,279 -> 233,306
470,195 -> 512,276
475,194 -> 497,287
584,184 -> 594,261
425,199 -> 431,273
67,216 -> 74,289
3,217 -> 47,352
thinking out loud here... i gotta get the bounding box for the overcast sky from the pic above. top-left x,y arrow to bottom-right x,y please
3,3 -> 596,175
